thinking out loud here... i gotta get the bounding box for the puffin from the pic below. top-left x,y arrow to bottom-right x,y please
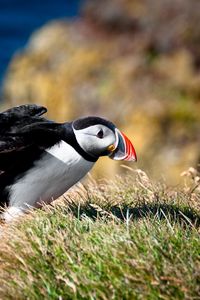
0,104 -> 137,221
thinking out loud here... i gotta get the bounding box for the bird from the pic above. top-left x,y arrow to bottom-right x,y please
0,104 -> 137,221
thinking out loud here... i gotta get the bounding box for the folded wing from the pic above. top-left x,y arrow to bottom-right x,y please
0,104 -> 63,186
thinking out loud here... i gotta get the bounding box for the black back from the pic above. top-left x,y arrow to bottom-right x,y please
0,104 -> 64,206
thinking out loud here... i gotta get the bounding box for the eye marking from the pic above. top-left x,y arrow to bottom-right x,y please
97,129 -> 104,139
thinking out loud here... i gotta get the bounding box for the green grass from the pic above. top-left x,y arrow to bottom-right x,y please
0,170 -> 199,299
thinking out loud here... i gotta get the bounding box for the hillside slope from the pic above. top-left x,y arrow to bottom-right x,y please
0,170 -> 199,299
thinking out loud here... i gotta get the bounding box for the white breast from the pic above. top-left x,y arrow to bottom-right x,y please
7,140 -> 94,214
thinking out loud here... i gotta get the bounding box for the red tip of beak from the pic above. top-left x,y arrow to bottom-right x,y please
121,132 -> 137,161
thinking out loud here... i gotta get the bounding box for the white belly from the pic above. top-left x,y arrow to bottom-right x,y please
8,141 -> 94,210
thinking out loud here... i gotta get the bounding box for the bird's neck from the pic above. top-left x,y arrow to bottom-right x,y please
63,123 -> 98,162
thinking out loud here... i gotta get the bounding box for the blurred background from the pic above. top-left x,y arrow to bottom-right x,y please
0,0 -> 200,183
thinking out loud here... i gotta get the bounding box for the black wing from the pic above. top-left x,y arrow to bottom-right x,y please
0,105 -> 66,205
0,104 -> 47,118
0,105 -> 64,178
0,104 -> 65,153
0,104 -> 47,135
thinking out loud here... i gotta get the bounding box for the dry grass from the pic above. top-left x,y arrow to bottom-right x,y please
0,169 -> 199,299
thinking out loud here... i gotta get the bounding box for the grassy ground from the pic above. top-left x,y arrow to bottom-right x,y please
0,169 -> 199,300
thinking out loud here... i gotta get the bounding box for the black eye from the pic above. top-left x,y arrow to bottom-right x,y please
97,129 -> 104,139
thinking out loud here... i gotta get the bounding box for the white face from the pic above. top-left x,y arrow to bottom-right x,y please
73,124 -> 116,158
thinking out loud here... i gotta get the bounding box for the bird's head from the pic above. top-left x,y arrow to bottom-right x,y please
72,116 -> 137,161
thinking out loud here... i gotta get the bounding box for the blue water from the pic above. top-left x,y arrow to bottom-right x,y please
0,0 -> 82,86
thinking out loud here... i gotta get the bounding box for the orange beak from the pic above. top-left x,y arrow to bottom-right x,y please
109,129 -> 137,161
